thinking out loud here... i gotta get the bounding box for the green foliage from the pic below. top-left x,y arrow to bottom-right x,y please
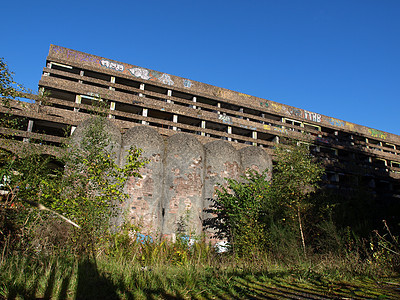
40,116 -> 148,255
210,170 -> 270,256
208,140 -> 325,257
270,141 -> 325,255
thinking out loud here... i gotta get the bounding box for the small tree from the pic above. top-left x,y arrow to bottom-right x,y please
43,116 -> 148,256
207,170 -> 270,257
270,141 -> 324,256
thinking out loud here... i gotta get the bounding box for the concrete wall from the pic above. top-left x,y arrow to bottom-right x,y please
73,119 -> 272,240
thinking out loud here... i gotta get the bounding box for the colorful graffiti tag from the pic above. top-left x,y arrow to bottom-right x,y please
304,110 -> 322,123
100,59 -> 124,72
218,114 -> 232,124
368,129 -> 387,140
183,79 -> 192,88
239,93 -> 251,98
259,102 -> 269,108
288,107 -> 303,118
128,67 -> 174,86
329,118 -> 345,127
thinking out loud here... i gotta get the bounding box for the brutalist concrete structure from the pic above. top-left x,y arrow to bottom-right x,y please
1,45 -> 400,238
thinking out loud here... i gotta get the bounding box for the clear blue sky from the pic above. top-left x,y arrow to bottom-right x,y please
2,0 -> 400,135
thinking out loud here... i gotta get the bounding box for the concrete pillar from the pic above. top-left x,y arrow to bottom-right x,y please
172,114 -> 178,131
142,108 -> 148,125
108,101 -> 116,119
252,131 -> 257,146
201,120 -> 206,136
74,95 -> 81,112
162,134 -> 204,239
192,96 -> 197,109
167,90 -> 173,103
121,126 -> 164,235
23,119 -> 34,143
227,126 -> 232,141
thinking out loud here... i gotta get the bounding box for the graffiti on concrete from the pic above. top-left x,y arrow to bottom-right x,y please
263,124 -> 287,134
52,46 -> 99,63
329,118 -> 345,127
288,107 -> 303,118
158,73 -> 174,86
183,79 -> 192,88
259,102 -> 269,108
218,114 -> 232,124
304,110 -> 322,123
100,59 -> 124,72
368,128 -> 387,139
239,93 -> 251,98
270,102 -> 288,114
330,118 -> 355,131
129,67 -> 174,86
129,67 -> 151,80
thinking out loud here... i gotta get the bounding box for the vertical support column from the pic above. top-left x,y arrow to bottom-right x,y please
273,136 -> 280,144
252,131 -> 257,146
227,126 -> 232,141
167,90 -> 173,103
139,83 -> 145,97
74,95 -> 81,112
23,120 -> 34,143
201,120 -> 206,136
172,114 -> 178,131
192,96 -> 197,109
79,70 -> 84,84
142,108 -> 148,125
108,102 -> 116,119
109,76 -> 115,91
70,126 -> 77,136
217,103 -> 221,115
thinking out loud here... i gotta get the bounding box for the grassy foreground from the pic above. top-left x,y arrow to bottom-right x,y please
1,252 -> 399,300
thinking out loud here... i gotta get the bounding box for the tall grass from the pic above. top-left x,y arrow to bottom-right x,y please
1,237 -> 399,299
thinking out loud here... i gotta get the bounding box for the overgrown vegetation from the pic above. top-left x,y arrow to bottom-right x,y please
1,58 -> 400,299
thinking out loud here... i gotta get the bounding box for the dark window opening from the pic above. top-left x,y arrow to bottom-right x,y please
84,70 -> 111,82
49,62 -> 80,75
49,73 -> 79,83
115,77 -> 141,89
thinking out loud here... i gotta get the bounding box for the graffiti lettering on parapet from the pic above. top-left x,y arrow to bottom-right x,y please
263,124 -> 288,134
183,79 -> 192,88
129,68 -> 150,80
329,118 -> 345,127
52,46 -> 99,63
259,102 -> 269,108
100,60 -> 124,72
158,73 -> 174,86
218,114 -> 232,124
304,110 -> 322,123
270,102 -> 288,114
288,107 -> 303,118
128,67 -> 174,86
239,93 -> 251,98
330,118 -> 355,131
368,129 -> 387,139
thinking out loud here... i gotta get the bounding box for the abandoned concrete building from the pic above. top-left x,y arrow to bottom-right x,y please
1,45 -> 399,238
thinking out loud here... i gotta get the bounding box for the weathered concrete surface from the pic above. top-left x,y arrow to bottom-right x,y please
71,120 -> 273,240
71,117 -> 122,163
203,140 -> 241,239
121,126 -> 164,234
240,145 -> 273,180
162,134 -> 204,240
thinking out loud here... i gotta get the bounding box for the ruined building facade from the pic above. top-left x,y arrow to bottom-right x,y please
1,45 -> 399,238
